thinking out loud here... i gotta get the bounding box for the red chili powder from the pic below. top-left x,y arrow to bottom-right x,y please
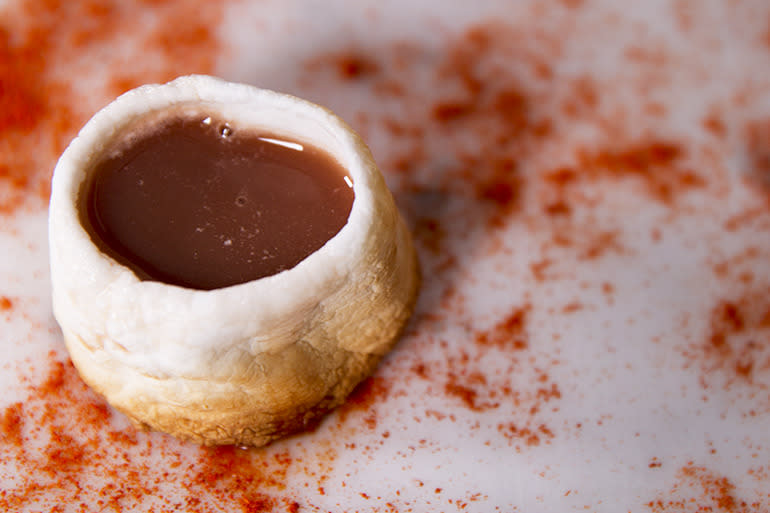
445,369 -> 499,412
306,52 -> 381,81
533,139 -> 702,264
576,141 -> 704,205
0,0 -> 229,216
0,402 -> 23,447
764,21 -> 770,50
561,302 -> 584,314
437,303 -> 561,448
0,296 -> 12,311
0,353 -> 299,512
647,464 -> 764,512
475,305 -> 531,350
530,258 -> 553,282
497,423 -> 555,447
429,29 -> 544,225
538,140 -> 701,244
700,293 -> 770,385
543,167 -> 580,188
560,0 -> 585,8
703,115 -> 727,138
335,376 -> 391,431
561,76 -> 599,118
9,6 -> 756,507
745,120 -> 770,198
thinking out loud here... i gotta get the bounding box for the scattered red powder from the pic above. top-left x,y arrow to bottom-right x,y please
192,446 -> 297,511
579,230 -> 624,260
703,115 -> 727,138
0,402 -> 23,447
476,158 -> 523,227
306,52 -> 381,81
476,305 -> 531,350
577,141 -> 703,205
532,139 -> 703,265
530,258 -> 553,282
0,296 -> 12,311
561,302 -> 584,314
647,464 -> 765,512
5,1 -> 770,509
335,376 -> 391,431
0,0 -> 229,216
538,140 -> 702,243
340,27 -> 696,287
698,293 -> 770,386
445,374 -> 498,412
744,120 -> 770,199
543,199 -> 572,217
543,167 -> 580,188
429,303 -> 561,448
562,76 -> 599,118
559,0 -> 585,8
497,423 -> 555,447
0,353 -> 300,512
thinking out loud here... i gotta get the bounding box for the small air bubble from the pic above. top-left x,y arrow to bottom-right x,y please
220,124 -> 233,138
202,116 -> 212,125
223,239 -> 233,246
235,195 -> 247,206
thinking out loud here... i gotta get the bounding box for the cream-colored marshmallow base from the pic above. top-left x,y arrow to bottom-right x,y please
49,75 -> 420,446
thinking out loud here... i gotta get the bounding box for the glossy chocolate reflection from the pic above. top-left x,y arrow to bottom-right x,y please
80,113 -> 354,290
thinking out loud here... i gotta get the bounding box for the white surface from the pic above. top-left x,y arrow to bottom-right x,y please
2,0 -> 770,511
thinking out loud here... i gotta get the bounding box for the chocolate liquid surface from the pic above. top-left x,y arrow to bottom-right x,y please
80,114 -> 354,290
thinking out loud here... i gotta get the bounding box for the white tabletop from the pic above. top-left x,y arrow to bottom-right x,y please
2,0 -> 770,511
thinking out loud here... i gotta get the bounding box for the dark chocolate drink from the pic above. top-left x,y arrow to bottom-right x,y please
80,113 -> 354,290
